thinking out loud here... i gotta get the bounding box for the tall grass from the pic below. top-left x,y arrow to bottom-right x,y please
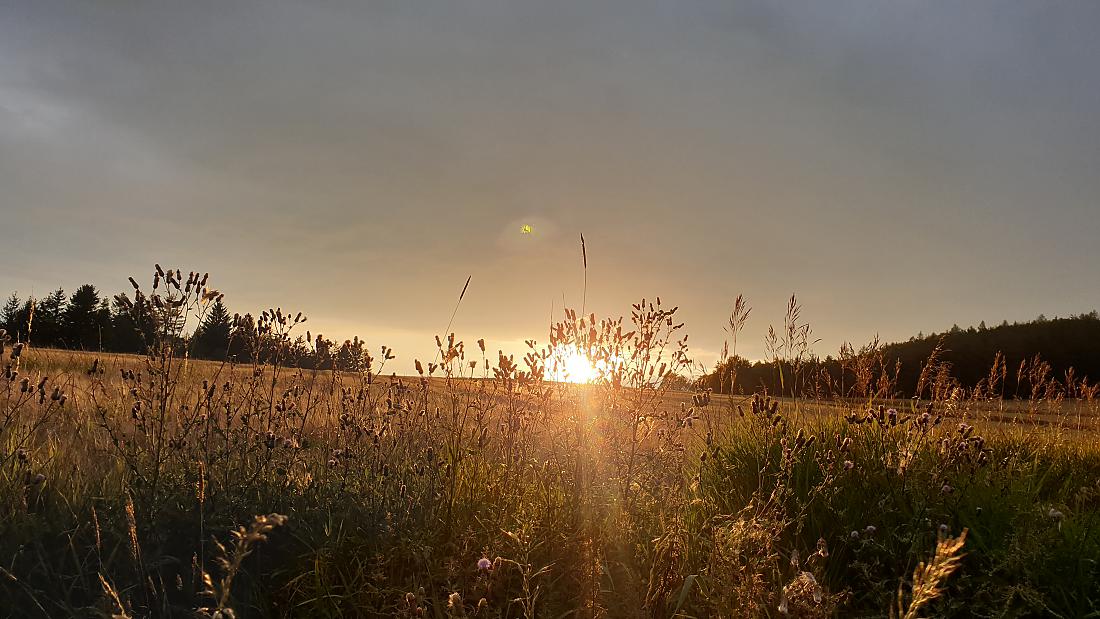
1,267 -> 1098,617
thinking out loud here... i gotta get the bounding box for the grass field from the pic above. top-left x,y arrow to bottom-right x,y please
3,334 -> 1100,618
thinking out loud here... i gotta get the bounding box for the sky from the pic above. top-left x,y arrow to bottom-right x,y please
1,1 -> 1098,374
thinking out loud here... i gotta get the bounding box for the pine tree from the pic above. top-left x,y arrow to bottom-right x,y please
192,298 -> 232,359
96,298 -> 114,350
63,284 -> 107,350
1,293 -> 24,339
110,292 -> 154,353
228,312 -> 256,361
35,288 -> 67,347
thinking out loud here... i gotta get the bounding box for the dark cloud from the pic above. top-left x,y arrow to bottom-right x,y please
2,1 -> 1098,369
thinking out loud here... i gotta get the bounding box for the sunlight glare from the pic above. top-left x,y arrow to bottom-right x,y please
550,345 -> 600,384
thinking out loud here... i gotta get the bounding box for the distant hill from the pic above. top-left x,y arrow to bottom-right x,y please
700,312 -> 1100,399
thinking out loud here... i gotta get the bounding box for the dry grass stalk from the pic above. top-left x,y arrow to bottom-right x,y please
897,528 -> 968,619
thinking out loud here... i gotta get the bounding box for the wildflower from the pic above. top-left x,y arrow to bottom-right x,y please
477,557 -> 492,571
816,537 -> 829,559
448,592 -> 462,609
843,460 -> 854,471
939,523 -> 950,536
1049,507 -> 1064,520
850,530 -> 860,540
941,484 -> 953,494
864,525 -> 876,537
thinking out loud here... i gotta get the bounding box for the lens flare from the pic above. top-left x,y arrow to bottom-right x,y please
548,344 -> 619,384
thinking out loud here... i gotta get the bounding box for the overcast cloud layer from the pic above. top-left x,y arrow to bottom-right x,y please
2,1 -> 1098,371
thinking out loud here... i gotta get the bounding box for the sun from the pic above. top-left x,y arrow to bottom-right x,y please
550,345 -> 600,384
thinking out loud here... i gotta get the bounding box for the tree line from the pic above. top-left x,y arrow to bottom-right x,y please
6,280 -> 1098,394
0,284 -> 375,372
700,312 -> 1100,400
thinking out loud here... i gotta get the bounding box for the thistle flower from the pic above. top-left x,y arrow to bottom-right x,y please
477,557 -> 492,571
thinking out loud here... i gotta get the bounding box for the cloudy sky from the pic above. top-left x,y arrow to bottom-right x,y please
2,1 -> 1098,372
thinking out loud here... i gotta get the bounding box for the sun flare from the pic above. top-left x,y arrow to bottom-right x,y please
550,345 -> 600,384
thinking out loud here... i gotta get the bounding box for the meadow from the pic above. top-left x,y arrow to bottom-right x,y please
2,269 -> 1099,618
